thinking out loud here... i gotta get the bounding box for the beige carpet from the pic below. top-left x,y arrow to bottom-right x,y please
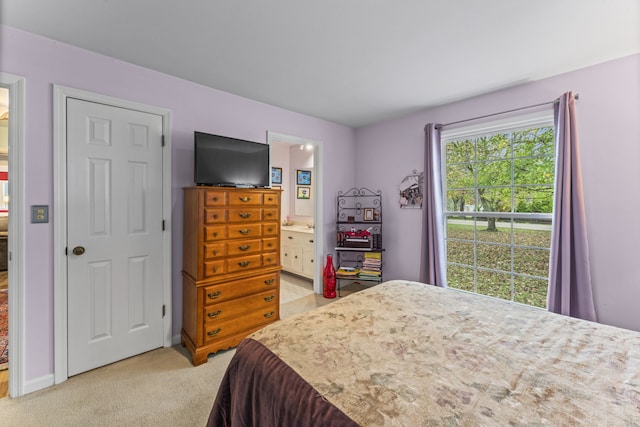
0,282 -> 367,426
279,272 -> 314,304
0,345 -> 234,426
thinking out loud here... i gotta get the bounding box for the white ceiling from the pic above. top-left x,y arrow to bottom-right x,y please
1,1 -> 639,128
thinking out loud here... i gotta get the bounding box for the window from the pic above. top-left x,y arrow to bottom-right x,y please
442,112 -> 554,308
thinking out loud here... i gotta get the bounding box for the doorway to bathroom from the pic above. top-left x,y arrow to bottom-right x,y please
268,132 -> 323,295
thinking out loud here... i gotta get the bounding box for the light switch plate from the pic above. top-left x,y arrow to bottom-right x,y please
31,205 -> 49,223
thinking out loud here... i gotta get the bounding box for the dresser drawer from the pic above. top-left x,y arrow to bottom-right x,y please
229,192 -> 263,206
203,304 -> 278,344
263,192 -> 279,205
262,237 -> 278,252
202,260 -> 226,278
262,222 -> 279,236
203,289 -> 278,325
228,223 -> 261,239
262,208 -> 278,222
226,254 -> 263,274
204,208 -> 227,224
203,242 -> 227,259
204,225 -> 228,242
228,207 -> 262,222
201,273 -> 278,306
204,191 -> 227,207
227,239 -> 262,256
262,252 -> 279,267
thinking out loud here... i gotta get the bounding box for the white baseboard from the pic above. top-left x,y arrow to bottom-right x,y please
23,373 -> 55,395
20,336 -> 181,396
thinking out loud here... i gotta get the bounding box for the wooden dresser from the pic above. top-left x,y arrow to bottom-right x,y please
181,187 -> 281,365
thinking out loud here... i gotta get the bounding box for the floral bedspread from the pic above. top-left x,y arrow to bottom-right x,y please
249,280 -> 640,426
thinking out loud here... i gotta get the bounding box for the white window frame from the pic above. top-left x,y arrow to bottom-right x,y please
440,110 -> 554,303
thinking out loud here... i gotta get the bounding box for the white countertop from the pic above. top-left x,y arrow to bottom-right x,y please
281,225 -> 314,234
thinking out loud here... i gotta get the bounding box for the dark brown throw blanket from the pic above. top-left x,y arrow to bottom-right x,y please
208,338 -> 358,427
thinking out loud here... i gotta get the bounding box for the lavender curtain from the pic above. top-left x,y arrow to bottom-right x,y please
419,124 -> 446,287
547,92 -> 596,321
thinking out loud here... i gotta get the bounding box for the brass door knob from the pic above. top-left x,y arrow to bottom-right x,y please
72,246 -> 85,256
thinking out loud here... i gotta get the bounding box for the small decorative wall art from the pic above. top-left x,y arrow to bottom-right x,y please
271,167 -> 282,184
296,169 -> 311,185
297,186 -> 310,199
399,170 -> 424,209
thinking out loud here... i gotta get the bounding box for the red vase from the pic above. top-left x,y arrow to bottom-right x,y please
323,254 -> 337,299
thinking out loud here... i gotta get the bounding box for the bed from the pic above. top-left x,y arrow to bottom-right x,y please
208,280 -> 640,426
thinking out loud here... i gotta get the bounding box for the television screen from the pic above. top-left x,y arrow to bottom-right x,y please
194,131 -> 271,187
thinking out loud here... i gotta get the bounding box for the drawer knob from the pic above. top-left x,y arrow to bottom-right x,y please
264,311 -> 275,318
213,197 -> 219,202
207,328 -> 222,337
239,229 -> 250,235
213,232 -> 219,238
238,245 -> 250,251
266,243 -> 273,248
266,257 -> 273,263
239,212 -> 252,219
207,291 -> 222,299
288,236 -> 293,239
213,214 -> 219,219
238,261 -> 251,268
239,197 -> 251,202
264,295 -> 275,302
264,279 -> 275,285
207,310 -> 222,319
213,250 -> 218,256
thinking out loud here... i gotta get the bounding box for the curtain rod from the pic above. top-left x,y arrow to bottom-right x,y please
433,93 -> 579,130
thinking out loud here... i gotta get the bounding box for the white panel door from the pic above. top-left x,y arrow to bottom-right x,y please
66,98 -> 164,376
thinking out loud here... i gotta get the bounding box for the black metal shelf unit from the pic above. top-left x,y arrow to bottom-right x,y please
334,187 -> 383,288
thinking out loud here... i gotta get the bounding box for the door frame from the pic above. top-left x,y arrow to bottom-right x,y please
0,72 -> 26,397
53,86 -> 172,384
267,131 -> 323,294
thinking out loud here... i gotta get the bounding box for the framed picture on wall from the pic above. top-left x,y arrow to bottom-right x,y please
271,167 -> 283,184
363,208 -> 375,221
296,169 -> 311,185
297,186 -> 310,199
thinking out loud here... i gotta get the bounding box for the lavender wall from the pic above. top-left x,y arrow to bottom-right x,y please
355,53 -> 640,332
289,145 -> 315,222
270,142 -> 291,218
0,25 -> 356,384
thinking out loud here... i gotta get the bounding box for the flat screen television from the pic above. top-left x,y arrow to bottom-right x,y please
194,131 -> 271,187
